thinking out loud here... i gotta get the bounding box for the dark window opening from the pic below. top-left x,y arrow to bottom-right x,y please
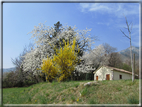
119,75 -> 122,79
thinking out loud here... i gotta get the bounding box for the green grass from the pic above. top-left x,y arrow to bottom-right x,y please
3,79 -> 140,104
127,95 -> 139,104
71,95 -> 76,102
88,97 -> 99,104
80,87 -> 88,96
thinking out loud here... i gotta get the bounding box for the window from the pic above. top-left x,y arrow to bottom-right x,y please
119,75 -> 122,79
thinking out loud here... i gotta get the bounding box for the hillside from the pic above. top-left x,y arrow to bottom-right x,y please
119,46 -> 139,62
3,80 -> 139,104
3,67 -> 16,72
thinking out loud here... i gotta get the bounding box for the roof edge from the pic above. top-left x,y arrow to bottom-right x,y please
93,65 -> 138,76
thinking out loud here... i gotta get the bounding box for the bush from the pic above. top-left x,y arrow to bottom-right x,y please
2,70 -> 37,88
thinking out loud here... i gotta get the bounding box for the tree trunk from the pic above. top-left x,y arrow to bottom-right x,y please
71,75 -> 73,81
133,53 -> 135,79
130,39 -> 134,82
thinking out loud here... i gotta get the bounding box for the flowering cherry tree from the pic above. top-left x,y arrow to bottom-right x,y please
75,45 -> 110,74
21,22 -> 96,76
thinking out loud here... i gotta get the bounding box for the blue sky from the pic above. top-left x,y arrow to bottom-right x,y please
3,3 -> 139,68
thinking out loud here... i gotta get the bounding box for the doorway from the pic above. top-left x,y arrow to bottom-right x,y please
106,74 -> 110,80
96,76 -> 98,80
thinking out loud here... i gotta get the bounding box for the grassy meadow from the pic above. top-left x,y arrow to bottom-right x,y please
2,79 -> 140,104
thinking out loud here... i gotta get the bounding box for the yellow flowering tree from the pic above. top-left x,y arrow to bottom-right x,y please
53,38 -> 80,81
41,56 -> 58,82
40,37 -> 79,82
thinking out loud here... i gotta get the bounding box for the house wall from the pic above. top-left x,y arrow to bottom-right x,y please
94,67 -> 113,81
113,70 -> 132,80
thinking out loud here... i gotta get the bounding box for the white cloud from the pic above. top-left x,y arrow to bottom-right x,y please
79,3 -> 139,47
79,3 -> 139,17
89,3 -> 112,13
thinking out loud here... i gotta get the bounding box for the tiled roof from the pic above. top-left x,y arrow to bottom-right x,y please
104,66 -> 132,75
93,65 -> 138,76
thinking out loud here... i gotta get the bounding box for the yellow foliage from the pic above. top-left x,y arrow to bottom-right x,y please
53,38 -> 79,81
41,56 -> 58,82
40,38 -> 80,82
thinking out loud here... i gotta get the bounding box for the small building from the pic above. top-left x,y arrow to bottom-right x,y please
93,66 -> 137,81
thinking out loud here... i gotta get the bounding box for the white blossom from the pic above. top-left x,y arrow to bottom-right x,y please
75,45 -> 110,73
22,23 -> 95,75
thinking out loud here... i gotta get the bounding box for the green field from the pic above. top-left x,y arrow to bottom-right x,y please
2,79 -> 140,104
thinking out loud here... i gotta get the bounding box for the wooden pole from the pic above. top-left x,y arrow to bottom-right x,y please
130,45 -> 134,82
120,15 -> 134,82
133,53 -> 135,80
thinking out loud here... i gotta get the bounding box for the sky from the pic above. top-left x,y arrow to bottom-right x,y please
3,2 -> 140,68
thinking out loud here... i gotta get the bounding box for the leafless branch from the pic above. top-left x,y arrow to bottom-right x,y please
129,21 -> 132,27
131,23 -> 133,33
121,14 -> 134,82
120,29 -> 130,39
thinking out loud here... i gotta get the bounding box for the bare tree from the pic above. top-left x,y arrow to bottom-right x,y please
80,44 -> 117,71
103,43 -> 117,55
11,42 -> 36,84
120,15 -> 134,82
108,52 -> 122,68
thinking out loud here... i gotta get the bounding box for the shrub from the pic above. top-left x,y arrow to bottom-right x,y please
2,70 -> 37,88
41,38 -> 80,82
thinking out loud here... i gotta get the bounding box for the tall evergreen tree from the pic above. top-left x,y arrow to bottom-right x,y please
53,21 -> 62,37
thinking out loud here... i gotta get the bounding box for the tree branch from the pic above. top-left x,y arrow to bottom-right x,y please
120,29 -> 130,40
